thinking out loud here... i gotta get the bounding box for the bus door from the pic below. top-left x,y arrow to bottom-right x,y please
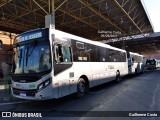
54,43 -> 74,97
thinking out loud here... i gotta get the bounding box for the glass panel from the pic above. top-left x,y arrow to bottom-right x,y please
55,44 -> 63,63
54,44 -> 72,63
13,40 -> 51,74
62,46 -> 71,62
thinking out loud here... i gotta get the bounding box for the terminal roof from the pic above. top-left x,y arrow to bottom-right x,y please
0,0 -> 153,41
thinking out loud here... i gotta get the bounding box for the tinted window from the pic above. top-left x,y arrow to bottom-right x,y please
108,49 -> 116,62
71,39 -> 126,62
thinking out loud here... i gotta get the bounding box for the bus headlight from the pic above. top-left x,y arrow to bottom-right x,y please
45,80 -> 50,86
38,84 -> 44,91
38,78 -> 52,92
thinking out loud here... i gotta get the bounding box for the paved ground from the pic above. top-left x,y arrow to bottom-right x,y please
0,79 -> 11,101
0,69 -> 160,120
0,79 -> 26,103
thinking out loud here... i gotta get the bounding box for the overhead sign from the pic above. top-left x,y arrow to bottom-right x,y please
98,30 -> 122,38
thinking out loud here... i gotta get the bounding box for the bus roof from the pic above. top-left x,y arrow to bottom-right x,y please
52,29 -> 126,53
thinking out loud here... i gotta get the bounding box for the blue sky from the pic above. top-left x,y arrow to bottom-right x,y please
141,0 -> 160,32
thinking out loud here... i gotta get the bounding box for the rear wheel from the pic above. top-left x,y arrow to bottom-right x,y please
76,78 -> 86,98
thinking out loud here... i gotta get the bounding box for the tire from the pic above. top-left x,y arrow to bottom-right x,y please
76,78 -> 86,98
116,72 -> 121,83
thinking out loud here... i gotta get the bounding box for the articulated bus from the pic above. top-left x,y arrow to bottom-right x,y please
146,59 -> 160,69
127,52 -> 145,74
11,28 -> 128,100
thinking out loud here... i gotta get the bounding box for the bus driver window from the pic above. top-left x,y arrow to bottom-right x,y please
55,44 -> 72,63
55,44 -> 63,63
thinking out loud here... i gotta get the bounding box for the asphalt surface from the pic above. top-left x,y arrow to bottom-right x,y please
0,69 -> 160,120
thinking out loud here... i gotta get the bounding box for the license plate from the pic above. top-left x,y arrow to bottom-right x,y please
20,92 -> 26,97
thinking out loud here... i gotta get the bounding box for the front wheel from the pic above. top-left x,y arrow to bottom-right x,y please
76,78 -> 86,98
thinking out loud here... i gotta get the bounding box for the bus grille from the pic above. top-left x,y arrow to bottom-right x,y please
13,88 -> 37,97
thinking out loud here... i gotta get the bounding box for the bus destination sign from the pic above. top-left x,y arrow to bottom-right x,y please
18,32 -> 42,42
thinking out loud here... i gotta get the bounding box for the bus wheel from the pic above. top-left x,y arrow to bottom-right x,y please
116,72 -> 121,83
76,78 -> 86,98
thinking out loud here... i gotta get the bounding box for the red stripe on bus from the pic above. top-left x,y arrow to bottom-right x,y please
55,83 -> 59,85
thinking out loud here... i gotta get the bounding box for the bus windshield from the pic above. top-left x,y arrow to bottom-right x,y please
13,40 -> 51,74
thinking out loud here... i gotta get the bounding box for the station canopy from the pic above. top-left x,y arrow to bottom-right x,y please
0,0 -> 153,41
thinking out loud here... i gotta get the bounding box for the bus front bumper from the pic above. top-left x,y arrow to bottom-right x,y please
11,84 -> 54,100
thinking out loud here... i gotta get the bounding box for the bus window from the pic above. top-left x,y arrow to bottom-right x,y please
109,50 -> 116,62
55,44 -> 72,63
55,44 -> 63,63
62,46 -> 72,62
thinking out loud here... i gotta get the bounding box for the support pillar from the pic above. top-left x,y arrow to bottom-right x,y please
45,0 -> 55,29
